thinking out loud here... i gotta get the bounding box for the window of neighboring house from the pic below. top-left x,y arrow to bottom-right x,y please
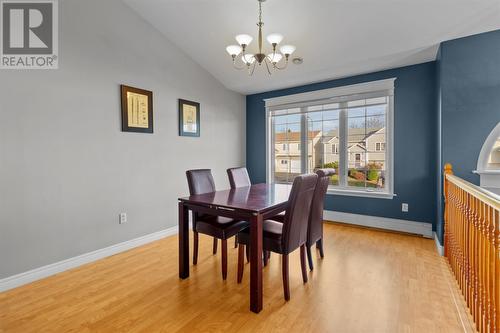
297,143 -> 301,151
281,160 -> 288,164
266,79 -> 395,198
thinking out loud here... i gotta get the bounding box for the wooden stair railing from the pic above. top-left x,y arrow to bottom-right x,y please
444,163 -> 500,333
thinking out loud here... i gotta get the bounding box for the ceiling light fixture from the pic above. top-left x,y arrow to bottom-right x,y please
225,0 -> 296,76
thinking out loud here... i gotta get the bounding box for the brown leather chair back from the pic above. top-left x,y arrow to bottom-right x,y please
308,169 -> 335,245
227,167 -> 251,189
282,174 -> 318,254
186,169 -> 216,195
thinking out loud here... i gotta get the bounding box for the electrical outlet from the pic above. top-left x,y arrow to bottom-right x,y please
119,213 -> 127,224
402,203 -> 409,212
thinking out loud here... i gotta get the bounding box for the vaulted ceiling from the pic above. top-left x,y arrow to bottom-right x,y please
124,0 -> 500,94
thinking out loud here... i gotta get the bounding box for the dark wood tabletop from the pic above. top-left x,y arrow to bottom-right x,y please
178,183 -> 292,213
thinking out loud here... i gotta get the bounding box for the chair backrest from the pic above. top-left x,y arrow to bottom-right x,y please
227,167 -> 251,189
308,169 -> 335,244
282,174 -> 318,254
186,169 -> 216,195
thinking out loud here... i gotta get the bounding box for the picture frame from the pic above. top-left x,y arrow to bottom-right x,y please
178,99 -> 200,137
120,85 -> 153,133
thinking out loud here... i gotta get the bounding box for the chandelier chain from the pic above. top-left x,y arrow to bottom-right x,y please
258,1 -> 263,26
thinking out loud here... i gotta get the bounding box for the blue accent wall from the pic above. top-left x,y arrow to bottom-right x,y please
247,62 -> 438,227
436,30 -> 500,243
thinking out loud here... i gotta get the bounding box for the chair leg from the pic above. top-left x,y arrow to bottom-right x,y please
282,254 -> 290,301
221,239 -> 227,280
300,245 -> 308,283
234,235 -> 238,248
237,244 -> 245,283
193,231 -> 199,265
213,238 -> 218,255
306,245 -> 313,271
317,239 -> 324,258
245,244 -> 249,263
263,251 -> 269,267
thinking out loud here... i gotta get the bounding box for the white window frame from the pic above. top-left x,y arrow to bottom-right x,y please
265,78 -> 396,199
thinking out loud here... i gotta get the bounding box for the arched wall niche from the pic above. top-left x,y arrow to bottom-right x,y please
475,122 -> 500,190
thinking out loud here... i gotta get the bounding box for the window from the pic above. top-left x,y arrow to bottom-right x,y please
266,79 -> 395,198
376,142 -> 385,151
297,143 -> 301,151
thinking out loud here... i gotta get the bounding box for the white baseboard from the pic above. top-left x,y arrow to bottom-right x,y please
434,232 -> 444,256
323,210 -> 433,238
0,226 -> 178,293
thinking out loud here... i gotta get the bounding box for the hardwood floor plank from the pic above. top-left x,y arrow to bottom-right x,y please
0,223 -> 474,332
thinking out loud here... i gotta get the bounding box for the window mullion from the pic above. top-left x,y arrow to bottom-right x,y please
339,102 -> 348,187
300,110 -> 308,174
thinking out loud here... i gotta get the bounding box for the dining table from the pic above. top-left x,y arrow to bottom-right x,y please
178,183 -> 292,313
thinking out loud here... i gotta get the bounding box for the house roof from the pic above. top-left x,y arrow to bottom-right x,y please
323,127 -> 384,145
275,127 -> 384,146
275,130 -> 321,142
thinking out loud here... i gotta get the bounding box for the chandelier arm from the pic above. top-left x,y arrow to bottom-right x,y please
264,58 -> 272,75
249,61 -> 257,76
231,54 -> 246,70
273,57 -> 289,70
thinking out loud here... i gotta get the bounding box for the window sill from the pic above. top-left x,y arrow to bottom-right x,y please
326,188 -> 396,199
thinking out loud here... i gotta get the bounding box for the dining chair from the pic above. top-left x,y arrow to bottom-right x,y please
268,169 -> 334,270
227,167 -> 252,248
227,167 -> 251,188
305,168 -> 335,270
236,173 -> 318,300
186,169 -> 249,280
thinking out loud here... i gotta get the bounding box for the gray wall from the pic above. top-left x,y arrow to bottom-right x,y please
0,0 -> 245,278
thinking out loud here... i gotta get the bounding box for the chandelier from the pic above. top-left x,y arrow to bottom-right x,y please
225,0 -> 296,75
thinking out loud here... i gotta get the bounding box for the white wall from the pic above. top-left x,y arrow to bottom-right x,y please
0,0 -> 245,278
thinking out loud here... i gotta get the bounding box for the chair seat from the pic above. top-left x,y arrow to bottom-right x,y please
195,215 -> 249,240
237,219 -> 284,254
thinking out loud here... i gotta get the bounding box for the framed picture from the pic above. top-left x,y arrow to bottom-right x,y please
178,99 -> 200,137
120,85 -> 153,133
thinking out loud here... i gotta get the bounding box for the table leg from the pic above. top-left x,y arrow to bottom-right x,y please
250,213 -> 263,313
179,202 -> 189,279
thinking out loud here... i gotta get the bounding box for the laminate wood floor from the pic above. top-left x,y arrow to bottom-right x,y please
0,223 -> 475,333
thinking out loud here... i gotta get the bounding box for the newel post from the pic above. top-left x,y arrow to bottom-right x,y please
443,163 -> 453,257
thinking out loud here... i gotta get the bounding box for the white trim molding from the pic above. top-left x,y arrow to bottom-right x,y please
323,210 -> 433,238
264,78 -> 396,109
434,232 -> 444,256
0,226 -> 178,293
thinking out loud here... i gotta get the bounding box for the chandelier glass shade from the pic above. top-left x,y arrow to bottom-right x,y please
225,0 -> 296,75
